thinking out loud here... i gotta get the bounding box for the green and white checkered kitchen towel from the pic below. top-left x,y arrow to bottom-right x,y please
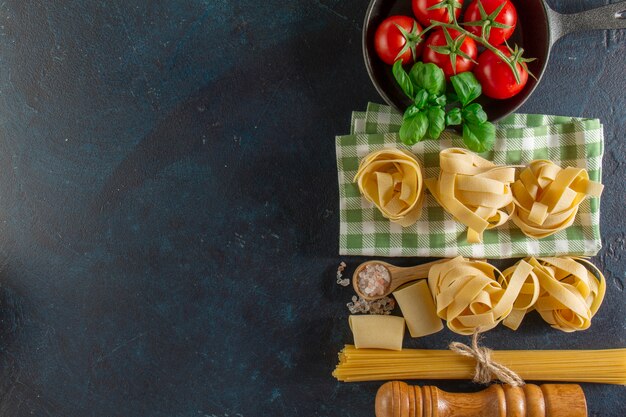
336,103 -> 604,259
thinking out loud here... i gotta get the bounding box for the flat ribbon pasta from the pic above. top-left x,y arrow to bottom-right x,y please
500,262 -> 541,330
511,160 -> 604,238
428,257 -> 535,335
526,257 -> 606,332
354,149 -> 424,227
425,148 -> 516,243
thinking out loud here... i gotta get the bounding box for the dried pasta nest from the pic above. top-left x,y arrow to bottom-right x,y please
425,148 -> 516,243
428,256 -> 605,335
511,160 -> 603,239
354,148 -> 424,227
522,257 -> 605,332
428,257 -> 534,335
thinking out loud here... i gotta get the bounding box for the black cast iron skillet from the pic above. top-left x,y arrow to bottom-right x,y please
364,0 -> 626,121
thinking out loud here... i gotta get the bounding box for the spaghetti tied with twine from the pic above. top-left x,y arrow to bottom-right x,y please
449,330 -> 525,387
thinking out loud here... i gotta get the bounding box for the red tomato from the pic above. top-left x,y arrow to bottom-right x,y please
474,46 -> 528,99
422,29 -> 477,79
412,0 -> 463,26
463,0 -> 517,46
374,16 -> 423,65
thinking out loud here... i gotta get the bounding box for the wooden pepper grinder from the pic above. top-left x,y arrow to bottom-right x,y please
375,381 -> 587,417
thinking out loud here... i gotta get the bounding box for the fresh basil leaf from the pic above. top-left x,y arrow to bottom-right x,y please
408,61 -> 424,90
403,104 -> 420,120
461,102 -> 488,124
400,111 -> 428,145
426,107 -> 446,140
435,94 -> 447,107
462,120 -> 495,152
392,60 -> 414,99
450,72 -> 482,106
414,62 -> 446,95
446,107 -> 462,126
414,89 -> 429,109
422,63 -> 446,95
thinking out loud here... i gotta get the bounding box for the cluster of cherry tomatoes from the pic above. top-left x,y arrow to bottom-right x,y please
374,0 -> 529,99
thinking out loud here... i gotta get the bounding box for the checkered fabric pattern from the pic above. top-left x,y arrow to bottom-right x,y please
336,103 -> 604,259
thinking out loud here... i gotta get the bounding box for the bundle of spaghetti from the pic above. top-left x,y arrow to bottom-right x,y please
333,345 -> 626,384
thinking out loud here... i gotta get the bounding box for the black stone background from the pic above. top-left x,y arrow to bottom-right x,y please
0,0 -> 623,416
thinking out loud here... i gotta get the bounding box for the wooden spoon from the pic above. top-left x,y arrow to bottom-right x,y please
352,259 -> 443,301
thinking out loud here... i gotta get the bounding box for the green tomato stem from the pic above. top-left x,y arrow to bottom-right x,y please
418,21 -> 523,84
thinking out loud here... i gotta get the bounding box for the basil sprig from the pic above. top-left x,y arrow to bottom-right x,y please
392,60 -> 495,152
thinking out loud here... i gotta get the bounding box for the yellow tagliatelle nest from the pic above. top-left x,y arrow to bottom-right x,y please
523,257 -> 605,332
428,257 -> 536,335
428,256 -> 605,335
354,149 -> 424,227
425,148 -> 516,243
511,160 -> 603,238
499,262 -> 541,331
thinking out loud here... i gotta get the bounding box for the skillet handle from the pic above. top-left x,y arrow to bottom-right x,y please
548,1 -> 626,44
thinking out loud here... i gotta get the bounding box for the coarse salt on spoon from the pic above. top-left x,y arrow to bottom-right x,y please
352,259 -> 443,301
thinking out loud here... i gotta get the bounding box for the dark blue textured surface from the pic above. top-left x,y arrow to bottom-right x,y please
0,0 -> 623,416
